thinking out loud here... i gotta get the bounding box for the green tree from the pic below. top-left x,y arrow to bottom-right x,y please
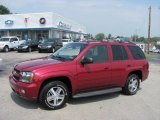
137,37 -> 145,42
0,5 -> 10,14
107,34 -> 112,39
95,33 -> 105,41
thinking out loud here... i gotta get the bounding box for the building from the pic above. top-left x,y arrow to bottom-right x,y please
0,12 -> 86,40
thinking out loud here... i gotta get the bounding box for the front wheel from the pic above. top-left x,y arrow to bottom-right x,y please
4,46 -> 9,52
39,81 -> 69,110
123,74 -> 140,95
28,47 -> 32,52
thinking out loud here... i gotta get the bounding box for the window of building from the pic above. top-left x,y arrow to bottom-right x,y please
84,45 -> 108,63
128,46 -> 145,60
111,45 -> 129,61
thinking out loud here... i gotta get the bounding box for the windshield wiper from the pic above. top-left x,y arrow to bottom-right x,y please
50,55 -> 66,61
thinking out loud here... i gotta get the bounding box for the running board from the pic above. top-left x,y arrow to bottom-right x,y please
73,87 -> 122,98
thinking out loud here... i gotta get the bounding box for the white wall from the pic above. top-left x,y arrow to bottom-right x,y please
0,12 -> 86,34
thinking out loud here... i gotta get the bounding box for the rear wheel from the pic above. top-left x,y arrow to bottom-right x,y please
123,74 -> 140,95
39,81 -> 69,110
38,49 -> 41,53
4,46 -> 9,52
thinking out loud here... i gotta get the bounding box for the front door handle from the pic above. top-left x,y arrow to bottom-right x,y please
104,67 -> 109,70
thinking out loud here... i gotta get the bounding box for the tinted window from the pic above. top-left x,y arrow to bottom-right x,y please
111,45 -> 128,61
84,45 -> 108,63
128,46 -> 145,60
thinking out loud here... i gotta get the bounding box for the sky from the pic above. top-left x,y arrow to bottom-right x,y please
1,0 -> 160,37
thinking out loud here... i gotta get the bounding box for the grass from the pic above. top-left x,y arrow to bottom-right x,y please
144,53 -> 157,59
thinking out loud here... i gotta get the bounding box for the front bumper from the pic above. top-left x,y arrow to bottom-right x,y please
38,47 -> 52,52
17,48 -> 28,52
9,75 -> 39,101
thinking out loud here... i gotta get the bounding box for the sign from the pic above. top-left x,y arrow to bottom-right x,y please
5,20 -> 14,25
39,17 -> 46,24
24,17 -> 29,23
57,21 -> 72,30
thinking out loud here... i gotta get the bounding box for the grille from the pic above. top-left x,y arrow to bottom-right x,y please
12,68 -> 20,81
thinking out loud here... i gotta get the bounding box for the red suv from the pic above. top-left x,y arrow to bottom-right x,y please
9,42 -> 149,110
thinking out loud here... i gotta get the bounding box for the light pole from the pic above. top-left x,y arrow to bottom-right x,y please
147,6 -> 151,54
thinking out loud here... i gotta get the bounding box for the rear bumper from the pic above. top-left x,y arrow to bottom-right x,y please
142,70 -> 149,82
9,75 -> 39,101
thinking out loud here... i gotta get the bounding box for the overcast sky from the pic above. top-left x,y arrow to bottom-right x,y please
1,0 -> 160,37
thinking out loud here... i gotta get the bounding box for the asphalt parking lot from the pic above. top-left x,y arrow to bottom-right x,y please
0,51 -> 160,120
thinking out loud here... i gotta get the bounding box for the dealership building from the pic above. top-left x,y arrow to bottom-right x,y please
0,12 -> 86,40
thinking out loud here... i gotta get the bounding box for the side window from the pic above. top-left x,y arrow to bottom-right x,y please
13,38 -> 18,41
10,38 -> 14,42
128,46 -> 145,60
84,45 -> 108,63
111,45 -> 129,61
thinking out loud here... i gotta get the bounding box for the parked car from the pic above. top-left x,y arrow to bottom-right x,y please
0,36 -> 25,52
62,39 -> 73,46
9,42 -> 149,110
152,49 -> 160,53
38,38 -> 63,53
17,40 -> 39,52
73,39 -> 81,42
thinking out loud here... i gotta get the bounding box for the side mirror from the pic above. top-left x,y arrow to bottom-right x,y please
80,57 -> 93,65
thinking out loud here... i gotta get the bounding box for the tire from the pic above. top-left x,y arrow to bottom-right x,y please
39,81 -> 69,110
38,50 -> 41,53
123,74 -> 140,95
28,47 -> 32,52
4,46 -> 9,52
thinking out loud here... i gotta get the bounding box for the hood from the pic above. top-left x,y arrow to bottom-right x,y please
41,42 -> 53,46
15,57 -> 63,71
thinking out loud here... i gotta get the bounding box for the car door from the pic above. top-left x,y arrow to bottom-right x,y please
9,38 -> 15,49
76,45 -> 111,91
12,37 -> 19,48
110,45 -> 131,86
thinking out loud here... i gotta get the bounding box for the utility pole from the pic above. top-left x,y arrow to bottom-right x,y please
147,6 -> 151,54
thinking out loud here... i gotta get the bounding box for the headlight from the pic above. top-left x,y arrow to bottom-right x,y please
20,72 -> 34,83
22,46 -> 28,49
47,45 -> 52,48
38,45 -> 41,48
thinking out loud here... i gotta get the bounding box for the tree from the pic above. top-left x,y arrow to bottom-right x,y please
0,5 -> 11,14
107,34 -> 112,39
95,33 -> 105,41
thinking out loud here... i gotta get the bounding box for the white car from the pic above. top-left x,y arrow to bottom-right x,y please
0,36 -> 25,52
62,39 -> 73,46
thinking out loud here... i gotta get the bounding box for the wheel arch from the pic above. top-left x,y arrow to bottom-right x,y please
38,76 -> 72,98
128,70 -> 142,81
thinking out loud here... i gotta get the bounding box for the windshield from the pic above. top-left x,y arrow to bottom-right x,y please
43,39 -> 54,44
50,43 -> 87,61
20,41 -> 31,45
0,38 -> 10,42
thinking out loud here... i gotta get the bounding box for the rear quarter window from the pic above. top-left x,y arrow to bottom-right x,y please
128,46 -> 145,60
